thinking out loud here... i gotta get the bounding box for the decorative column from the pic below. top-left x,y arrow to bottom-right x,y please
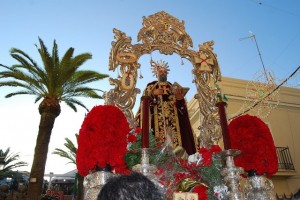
132,95 -> 158,178
215,95 -> 231,150
141,95 -> 151,148
216,94 -> 244,199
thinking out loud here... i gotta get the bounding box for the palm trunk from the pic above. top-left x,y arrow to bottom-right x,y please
77,174 -> 84,200
27,98 -> 60,200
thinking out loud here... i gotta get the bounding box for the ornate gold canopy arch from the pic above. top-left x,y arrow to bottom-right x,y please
104,11 -> 222,147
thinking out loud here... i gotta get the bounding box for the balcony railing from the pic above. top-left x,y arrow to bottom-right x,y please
276,146 -> 295,171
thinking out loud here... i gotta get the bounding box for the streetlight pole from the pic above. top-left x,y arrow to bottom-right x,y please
48,172 -> 54,190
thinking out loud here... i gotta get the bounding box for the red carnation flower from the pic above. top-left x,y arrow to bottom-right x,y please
210,145 -> 222,154
76,105 -> 130,176
198,147 -> 213,166
192,185 -> 208,200
198,145 -> 221,167
128,134 -> 137,143
135,127 -> 142,134
228,114 -> 278,177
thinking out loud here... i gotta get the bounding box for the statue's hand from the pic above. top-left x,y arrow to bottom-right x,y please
173,85 -> 184,100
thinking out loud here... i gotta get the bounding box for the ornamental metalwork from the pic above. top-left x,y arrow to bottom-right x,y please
105,11 -> 222,147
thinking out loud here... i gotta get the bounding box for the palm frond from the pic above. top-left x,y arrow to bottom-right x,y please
52,134 -> 78,165
52,149 -> 76,164
64,98 -> 89,112
34,95 -> 43,103
5,90 -> 37,98
36,37 -> 53,74
0,67 -> 47,95
0,148 -> 28,173
62,86 -> 103,100
56,48 -> 75,89
0,80 -> 46,96
10,53 -> 47,84
0,80 -> 28,87
59,48 -> 74,72
71,70 -> 109,85
64,101 -> 78,112
71,53 -> 92,68
52,40 -> 59,67
10,48 -> 39,67
64,138 -> 77,153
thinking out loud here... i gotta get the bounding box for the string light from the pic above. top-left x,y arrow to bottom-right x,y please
229,66 -> 300,120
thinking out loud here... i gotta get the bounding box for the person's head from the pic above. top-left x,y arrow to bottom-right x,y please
151,59 -> 169,82
97,172 -> 163,200
157,67 -> 168,82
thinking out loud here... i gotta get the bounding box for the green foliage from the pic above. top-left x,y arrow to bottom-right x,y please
124,131 -> 224,200
0,148 -> 28,177
0,37 -> 109,112
52,134 -> 78,165
124,132 -> 162,169
198,155 -> 224,200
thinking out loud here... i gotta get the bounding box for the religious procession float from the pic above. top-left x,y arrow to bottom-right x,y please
76,11 -> 278,200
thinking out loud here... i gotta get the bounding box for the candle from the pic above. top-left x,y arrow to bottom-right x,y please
141,96 -> 151,148
216,100 -> 231,150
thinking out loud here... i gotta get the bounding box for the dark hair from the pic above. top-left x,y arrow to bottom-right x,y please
97,172 -> 163,200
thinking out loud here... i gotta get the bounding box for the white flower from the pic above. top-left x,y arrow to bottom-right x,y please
213,185 -> 229,200
188,152 -> 202,164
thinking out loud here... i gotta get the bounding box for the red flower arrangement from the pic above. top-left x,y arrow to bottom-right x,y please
192,185 -> 208,200
228,114 -> 278,177
76,105 -> 130,176
198,145 -> 222,167
161,145 -> 222,200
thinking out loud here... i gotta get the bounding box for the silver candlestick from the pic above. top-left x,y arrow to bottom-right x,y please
132,148 -> 158,177
220,149 -> 244,200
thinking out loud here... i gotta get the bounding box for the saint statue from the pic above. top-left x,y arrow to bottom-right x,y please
137,59 -> 198,155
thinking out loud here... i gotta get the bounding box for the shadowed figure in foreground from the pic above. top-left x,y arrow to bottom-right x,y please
97,172 -> 163,200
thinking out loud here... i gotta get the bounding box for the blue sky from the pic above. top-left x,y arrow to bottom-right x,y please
1,0 -> 300,174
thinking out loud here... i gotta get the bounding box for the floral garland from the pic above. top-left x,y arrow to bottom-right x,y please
228,114 -> 278,177
76,105 -> 130,176
180,145 -> 224,200
125,129 -> 225,200
166,145 -> 225,200
75,104 -> 227,198
124,128 -> 168,170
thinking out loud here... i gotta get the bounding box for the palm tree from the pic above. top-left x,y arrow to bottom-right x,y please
52,135 -> 77,166
0,148 -> 28,177
0,38 -> 108,199
52,134 -> 84,200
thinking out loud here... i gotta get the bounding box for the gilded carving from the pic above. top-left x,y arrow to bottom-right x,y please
106,11 -> 223,147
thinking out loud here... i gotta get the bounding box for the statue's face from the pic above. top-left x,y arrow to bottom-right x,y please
157,68 -> 168,82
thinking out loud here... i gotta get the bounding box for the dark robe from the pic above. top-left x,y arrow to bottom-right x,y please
138,80 -> 197,155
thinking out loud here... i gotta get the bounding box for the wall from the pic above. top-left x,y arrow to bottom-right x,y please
187,77 -> 300,195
